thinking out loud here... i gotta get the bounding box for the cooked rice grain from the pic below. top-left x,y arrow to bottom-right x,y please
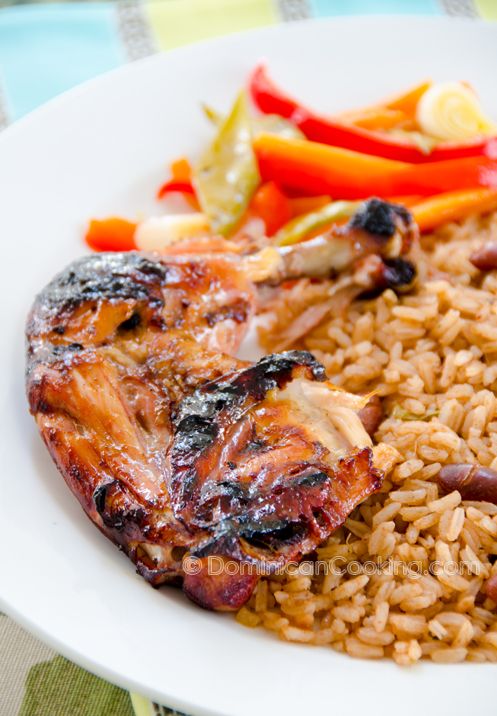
238,211 -> 497,663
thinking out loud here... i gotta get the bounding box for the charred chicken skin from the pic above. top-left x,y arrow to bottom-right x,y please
26,200 -> 409,610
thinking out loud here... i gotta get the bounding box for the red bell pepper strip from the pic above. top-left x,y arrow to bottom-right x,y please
157,157 -> 198,209
253,133 -> 497,200
85,217 -> 137,252
157,179 -> 196,199
254,133 -> 405,198
249,181 -> 292,235
397,156 -> 497,195
249,65 -> 497,164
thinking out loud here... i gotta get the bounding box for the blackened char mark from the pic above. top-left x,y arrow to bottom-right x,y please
204,299 -> 251,327
175,415 -> 219,453
169,351 -> 329,535
228,350 -> 326,403
350,198 -> 412,239
382,257 -> 416,288
26,252 -> 170,374
173,350 -> 325,445
359,257 -> 417,300
239,521 -> 309,553
92,479 -> 145,533
53,342 -> 84,355
93,483 -> 109,514
191,469 -> 330,560
32,252 -> 168,316
118,312 -> 141,331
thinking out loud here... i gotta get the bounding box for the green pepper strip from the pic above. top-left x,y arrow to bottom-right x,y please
274,200 -> 360,247
193,91 -> 260,236
202,104 -> 304,140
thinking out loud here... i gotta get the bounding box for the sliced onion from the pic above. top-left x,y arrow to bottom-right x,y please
135,213 -> 209,252
416,81 -> 497,141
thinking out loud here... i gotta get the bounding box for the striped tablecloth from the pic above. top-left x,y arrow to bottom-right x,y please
0,1 -> 495,714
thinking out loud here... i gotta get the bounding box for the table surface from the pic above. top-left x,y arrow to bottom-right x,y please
1,1 -> 495,714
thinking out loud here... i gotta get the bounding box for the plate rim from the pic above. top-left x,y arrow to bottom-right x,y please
0,13 -> 493,147
2,14 -> 497,716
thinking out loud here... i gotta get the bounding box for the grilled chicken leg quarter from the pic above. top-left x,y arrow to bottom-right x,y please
26,200 -> 408,610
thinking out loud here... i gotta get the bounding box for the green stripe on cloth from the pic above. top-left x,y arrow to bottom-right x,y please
0,612 -> 185,716
145,0 -> 278,50
0,614 -> 55,715
19,655 -> 134,716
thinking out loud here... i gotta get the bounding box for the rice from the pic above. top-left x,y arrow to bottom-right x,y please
237,210 -> 497,664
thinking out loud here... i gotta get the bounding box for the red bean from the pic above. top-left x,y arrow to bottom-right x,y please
358,395 -> 383,438
483,574 -> 497,603
469,242 -> 497,271
437,463 -> 497,504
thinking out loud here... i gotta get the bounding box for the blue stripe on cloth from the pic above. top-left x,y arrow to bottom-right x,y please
309,0 -> 441,16
0,3 -> 125,119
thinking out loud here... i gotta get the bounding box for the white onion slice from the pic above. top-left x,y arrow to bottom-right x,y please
135,213 -> 210,252
417,81 -> 497,141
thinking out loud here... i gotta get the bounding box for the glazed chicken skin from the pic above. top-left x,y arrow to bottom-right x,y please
26,200 -> 411,610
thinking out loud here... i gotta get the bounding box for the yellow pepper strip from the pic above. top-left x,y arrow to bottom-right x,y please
337,81 -> 432,130
385,80 -> 433,116
340,107 -> 408,131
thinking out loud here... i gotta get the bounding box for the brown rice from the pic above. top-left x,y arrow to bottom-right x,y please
236,210 -> 497,664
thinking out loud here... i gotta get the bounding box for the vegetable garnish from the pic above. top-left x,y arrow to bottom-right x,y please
254,133 -> 407,199
157,157 -> 198,209
339,107 -> 409,131
417,82 -> 497,141
157,180 -> 196,199
397,155 -> 497,194
382,80 -> 433,117
289,195 -> 331,217
337,81 -> 432,130
249,65 -> 497,163
193,91 -> 260,235
391,406 -> 439,421
203,102 -> 304,140
85,217 -> 137,252
86,67 -> 497,256
254,133 -> 497,199
250,181 -> 292,236
135,213 -> 210,252
411,189 -> 497,233
386,195 -> 424,207
275,201 -> 359,246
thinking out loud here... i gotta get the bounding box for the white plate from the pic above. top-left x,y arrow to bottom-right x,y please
1,16 -> 496,716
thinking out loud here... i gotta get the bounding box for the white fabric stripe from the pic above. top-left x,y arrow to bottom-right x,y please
438,0 -> 478,17
0,80 -> 11,130
275,0 -> 311,21
116,0 -> 157,62
0,615 -> 55,716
